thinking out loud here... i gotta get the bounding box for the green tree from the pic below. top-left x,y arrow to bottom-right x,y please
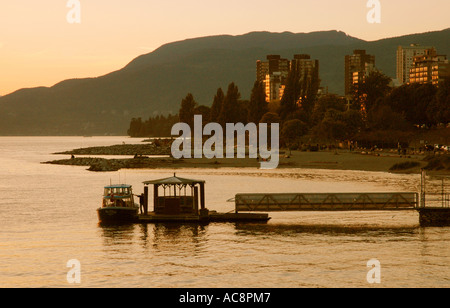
218,82 -> 241,125
312,108 -> 363,141
179,93 -> 197,128
279,64 -> 320,122
210,88 -> 224,123
353,70 -> 392,114
279,65 -> 301,121
310,94 -> 347,126
281,119 -> 308,154
260,112 -> 281,125
368,104 -> 410,131
236,100 -> 250,124
260,112 -> 281,146
387,83 -> 436,126
127,117 -> 143,137
341,109 -> 364,138
194,105 -> 211,123
315,113 -> 347,141
413,83 -> 437,126
128,114 -> 180,137
428,77 -> 450,125
300,66 -> 321,118
247,81 -> 268,124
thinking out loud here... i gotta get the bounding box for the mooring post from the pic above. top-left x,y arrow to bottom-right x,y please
420,169 -> 426,208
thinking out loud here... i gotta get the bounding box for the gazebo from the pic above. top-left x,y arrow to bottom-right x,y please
142,174 -> 206,216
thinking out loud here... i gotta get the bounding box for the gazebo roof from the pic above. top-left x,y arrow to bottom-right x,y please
143,174 -> 205,186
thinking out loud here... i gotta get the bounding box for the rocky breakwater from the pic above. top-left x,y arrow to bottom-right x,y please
55,142 -> 171,156
43,142 -> 176,172
44,156 -> 181,172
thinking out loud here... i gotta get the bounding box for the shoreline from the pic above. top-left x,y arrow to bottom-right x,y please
43,143 -> 450,175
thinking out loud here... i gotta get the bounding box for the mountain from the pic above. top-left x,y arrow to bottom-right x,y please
0,29 -> 449,136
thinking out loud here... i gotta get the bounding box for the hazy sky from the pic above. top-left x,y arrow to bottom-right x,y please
0,0 -> 449,95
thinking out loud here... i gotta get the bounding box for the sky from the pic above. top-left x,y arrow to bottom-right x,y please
0,0 -> 449,96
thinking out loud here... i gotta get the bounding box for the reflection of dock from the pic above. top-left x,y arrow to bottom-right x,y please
139,213 -> 205,223
138,212 -> 271,223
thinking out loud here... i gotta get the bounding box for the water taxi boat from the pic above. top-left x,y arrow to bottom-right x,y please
97,184 -> 139,224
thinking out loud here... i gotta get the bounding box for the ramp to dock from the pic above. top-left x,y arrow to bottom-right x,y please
235,192 -> 419,212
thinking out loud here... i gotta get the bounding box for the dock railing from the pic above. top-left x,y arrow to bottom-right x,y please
235,192 -> 419,212
420,170 -> 450,209
421,193 -> 450,209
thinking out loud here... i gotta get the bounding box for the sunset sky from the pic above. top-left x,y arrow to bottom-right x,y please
0,0 -> 449,95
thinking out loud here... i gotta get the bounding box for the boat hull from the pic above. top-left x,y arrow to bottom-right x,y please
97,207 -> 139,224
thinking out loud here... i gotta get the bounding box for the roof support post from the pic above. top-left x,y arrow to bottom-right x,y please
194,186 -> 199,215
200,182 -> 205,210
144,185 -> 149,215
153,184 -> 159,214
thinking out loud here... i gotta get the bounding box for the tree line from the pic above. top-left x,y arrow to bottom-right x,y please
127,114 -> 179,137
128,69 -> 450,149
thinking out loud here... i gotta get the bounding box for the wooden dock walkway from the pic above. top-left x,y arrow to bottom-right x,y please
235,192 -> 419,212
233,191 -> 450,226
132,172 -> 449,226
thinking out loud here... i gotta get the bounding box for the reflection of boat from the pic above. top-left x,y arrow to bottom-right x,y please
97,184 -> 139,224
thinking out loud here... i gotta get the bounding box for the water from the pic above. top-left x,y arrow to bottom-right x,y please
0,137 -> 448,288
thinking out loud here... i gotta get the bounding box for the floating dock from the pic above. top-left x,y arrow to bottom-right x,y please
233,192 -> 450,226
128,172 -> 449,226
136,174 -> 270,223
235,192 -> 419,212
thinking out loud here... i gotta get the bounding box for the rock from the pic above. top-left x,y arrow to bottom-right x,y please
55,143 -> 171,156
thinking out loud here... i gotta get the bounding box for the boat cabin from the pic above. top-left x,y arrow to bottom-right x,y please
102,184 -> 135,208
142,174 -> 206,216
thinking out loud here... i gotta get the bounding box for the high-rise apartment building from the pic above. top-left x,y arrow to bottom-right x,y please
397,44 -> 434,85
409,48 -> 449,85
291,54 -> 320,83
257,55 -> 290,102
256,54 -> 319,103
256,55 -> 290,83
344,50 -> 375,96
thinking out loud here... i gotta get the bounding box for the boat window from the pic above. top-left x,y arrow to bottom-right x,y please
104,187 -> 131,196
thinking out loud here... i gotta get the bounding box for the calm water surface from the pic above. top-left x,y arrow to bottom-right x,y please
0,137 -> 448,288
